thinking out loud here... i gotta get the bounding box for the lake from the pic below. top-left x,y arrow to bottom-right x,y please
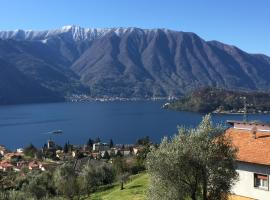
0,101 -> 270,150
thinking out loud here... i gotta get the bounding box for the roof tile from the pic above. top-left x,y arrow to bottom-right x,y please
225,128 -> 270,166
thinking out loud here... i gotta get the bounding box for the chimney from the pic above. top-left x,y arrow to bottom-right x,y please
251,127 -> 257,139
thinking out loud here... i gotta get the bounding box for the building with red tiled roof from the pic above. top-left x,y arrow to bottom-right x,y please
0,160 -> 14,171
226,121 -> 270,200
4,152 -> 23,160
28,161 -> 40,170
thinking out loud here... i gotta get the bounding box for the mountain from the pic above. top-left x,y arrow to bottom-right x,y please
0,25 -> 270,104
0,59 -> 64,104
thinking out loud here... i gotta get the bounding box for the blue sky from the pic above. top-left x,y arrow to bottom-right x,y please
0,0 -> 269,55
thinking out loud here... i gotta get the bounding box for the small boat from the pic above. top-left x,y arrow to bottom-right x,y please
162,102 -> 170,108
51,130 -> 63,135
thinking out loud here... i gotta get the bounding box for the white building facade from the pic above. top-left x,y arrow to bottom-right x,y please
233,162 -> 270,200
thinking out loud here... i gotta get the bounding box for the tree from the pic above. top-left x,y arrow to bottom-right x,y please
24,144 -> 38,158
112,157 -> 129,190
87,138 -> 94,149
109,139 -> 114,148
116,150 -> 123,157
113,157 -> 127,175
136,136 -> 150,146
53,164 -> 79,199
136,146 -> 150,161
63,142 -> 69,153
78,162 -> 115,196
78,162 -> 101,196
102,151 -> 110,160
119,172 -> 130,190
147,114 -> 238,200
23,171 -> 55,199
0,190 -> 35,200
94,137 -> 101,143
99,163 -> 115,185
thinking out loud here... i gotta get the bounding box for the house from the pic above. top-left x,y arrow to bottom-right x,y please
28,161 -> 40,170
120,147 -> 133,156
133,146 -> 145,155
0,145 -> 8,156
15,161 -> 29,171
39,163 -> 48,171
17,148 -> 24,153
91,152 -> 101,159
100,150 -> 112,157
93,143 -> 110,151
0,160 -> 14,171
47,139 -> 56,149
72,150 -> 78,158
226,120 -> 270,200
4,152 -> 23,160
56,150 -> 64,158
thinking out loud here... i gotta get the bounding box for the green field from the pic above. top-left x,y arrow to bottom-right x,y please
89,173 -> 149,200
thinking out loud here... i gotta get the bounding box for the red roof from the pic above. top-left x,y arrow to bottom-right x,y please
28,161 -> 40,169
4,152 -> 23,158
225,127 -> 270,166
0,161 -> 14,169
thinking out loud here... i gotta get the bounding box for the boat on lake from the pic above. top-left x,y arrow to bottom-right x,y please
50,130 -> 63,135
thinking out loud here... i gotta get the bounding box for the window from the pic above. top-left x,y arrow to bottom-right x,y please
254,173 -> 269,190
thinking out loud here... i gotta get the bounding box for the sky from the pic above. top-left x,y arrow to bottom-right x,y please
0,0 -> 269,55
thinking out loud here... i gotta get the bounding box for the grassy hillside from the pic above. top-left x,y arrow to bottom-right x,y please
89,173 -> 149,200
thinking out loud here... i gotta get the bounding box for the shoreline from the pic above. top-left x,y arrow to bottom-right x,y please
212,111 -> 270,115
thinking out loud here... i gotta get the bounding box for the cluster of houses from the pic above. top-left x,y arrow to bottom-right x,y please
0,149 -> 49,172
54,139 -> 145,160
0,139 -> 145,173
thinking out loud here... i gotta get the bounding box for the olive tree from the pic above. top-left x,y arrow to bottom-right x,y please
78,162 -> 101,196
53,164 -> 79,199
22,171 -> 55,199
0,190 -> 35,200
112,157 -> 130,190
78,161 -> 115,196
147,114 -> 238,200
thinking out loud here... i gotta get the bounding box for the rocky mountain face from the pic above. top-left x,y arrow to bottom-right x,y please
0,25 -> 270,104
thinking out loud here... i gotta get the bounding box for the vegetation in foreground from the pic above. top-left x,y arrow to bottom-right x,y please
90,173 -> 148,200
0,137 -> 151,200
0,115 -> 238,200
165,87 -> 270,113
147,115 -> 238,200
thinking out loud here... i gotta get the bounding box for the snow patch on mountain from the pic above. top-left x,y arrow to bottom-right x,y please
0,25 -> 177,42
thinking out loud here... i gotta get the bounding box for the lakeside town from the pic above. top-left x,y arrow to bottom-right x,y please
1,118 -> 270,200
66,94 -> 178,103
0,137 -> 149,173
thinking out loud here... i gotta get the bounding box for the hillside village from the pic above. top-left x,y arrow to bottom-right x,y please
0,139 -> 147,173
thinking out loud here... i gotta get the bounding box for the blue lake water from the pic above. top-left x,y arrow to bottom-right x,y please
0,101 -> 270,150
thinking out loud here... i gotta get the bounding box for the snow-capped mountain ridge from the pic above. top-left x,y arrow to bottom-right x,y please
0,25 -> 111,41
0,25 -> 177,41
1,25 -> 270,105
